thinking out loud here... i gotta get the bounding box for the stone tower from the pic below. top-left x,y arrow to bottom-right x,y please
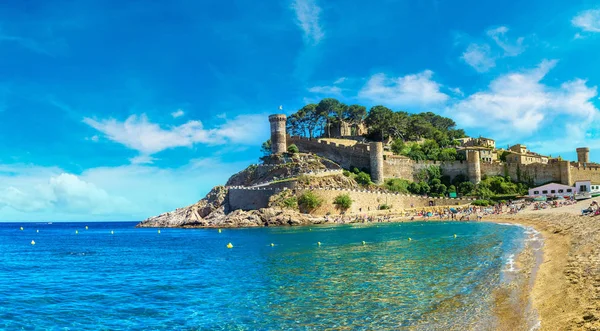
559,160 -> 572,186
369,142 -> 384,185
466,150 -> 481,184
576,147 -> 590,164
269,114 -> 287,154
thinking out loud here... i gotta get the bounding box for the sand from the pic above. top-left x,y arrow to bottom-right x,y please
489,202 -> 600,330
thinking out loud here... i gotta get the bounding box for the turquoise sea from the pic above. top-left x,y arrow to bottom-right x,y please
0,221 -> 526,330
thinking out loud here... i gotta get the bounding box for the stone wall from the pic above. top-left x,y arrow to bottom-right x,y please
479,163 -> 562,186
383,155 -> 415,181
296,188 -> 474,216
571,164 -> 600,184
288,135 -> 371,170
227,188 -> 273,211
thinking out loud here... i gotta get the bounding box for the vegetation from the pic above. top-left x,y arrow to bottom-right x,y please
282,197 -> 298,209
298,191 -> 324,211
286,98 -> 367,138
287,144 -> 299,154
384,178 -> 411,194
260,139 -> 272,156
355,172 -> 372,186
333,194 -> 352,211
342,170 -> 351,177
379,203 -> 392,210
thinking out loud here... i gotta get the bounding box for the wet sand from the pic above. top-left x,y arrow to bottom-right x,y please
489,203 -> 600,330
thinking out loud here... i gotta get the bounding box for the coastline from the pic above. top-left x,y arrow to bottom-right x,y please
486,203 -> 599,330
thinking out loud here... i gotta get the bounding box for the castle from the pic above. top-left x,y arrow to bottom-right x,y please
270,114 -> 598,187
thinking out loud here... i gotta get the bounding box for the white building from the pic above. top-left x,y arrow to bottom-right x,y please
528,183 -> 575,197
574,180 -> 591,194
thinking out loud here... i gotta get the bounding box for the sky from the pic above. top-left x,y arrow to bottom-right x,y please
1,0 -> 599,221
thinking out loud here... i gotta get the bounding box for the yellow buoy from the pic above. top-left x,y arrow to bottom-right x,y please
362,241 -> 366,245
454,234 -> 457,238
218,229 -> 222,233
20,227 -> 23,231
227,243 -> 233,249
31,240 -> 35,245
270,243 -> 274,247
317,242 -> 321,246
408,238 -> 412,241
85,226 -> 88,230
158,230 -> 161,234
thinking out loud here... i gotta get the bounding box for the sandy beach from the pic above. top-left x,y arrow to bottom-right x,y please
489,202 -> 600,330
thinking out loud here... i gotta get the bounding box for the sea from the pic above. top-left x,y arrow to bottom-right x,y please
0,221 -> 528,330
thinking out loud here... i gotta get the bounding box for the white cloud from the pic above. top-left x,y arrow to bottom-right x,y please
448,60 -> 599,140
461,43 -> 496,72
486,26 -> 525,56
0,157 -> 252,221
85,135 -> 99,142
358,70 -> 449,106
308,85 -> 342,95
448,87 -> 464,96
334,77 -> 347,84
83,113 -> 269,157
572,9 -> 600,32
129,155 -> 156,164
171,109 -> 185,118
291,0 -> 324,45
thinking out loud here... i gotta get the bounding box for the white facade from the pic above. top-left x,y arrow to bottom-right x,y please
575,180 -> 591,194
528,183 -> 575,197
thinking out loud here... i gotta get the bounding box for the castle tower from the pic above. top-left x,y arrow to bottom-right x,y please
466,150 -> 481,184
369,142 -> 384,185
269,114 -> 287,154
576,147 -> 590,164
559,160 -> 572,186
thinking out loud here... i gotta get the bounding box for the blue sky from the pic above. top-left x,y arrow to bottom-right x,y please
0,0 -> 599,221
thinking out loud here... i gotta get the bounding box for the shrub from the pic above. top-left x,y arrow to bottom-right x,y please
355,172 -> 372,186
379,203 -> 392,210
298,191 -> 323,211
342,170 -> 351,177
282,197 -> 298,209
385,178 -> 410,193
333,194 -> 352,210
351,167 -> 360,174
287,144 -> 299,154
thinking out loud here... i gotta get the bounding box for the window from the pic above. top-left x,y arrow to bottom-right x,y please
533,191 -> 539,194
551,190 -> 556,193
558,189 -> 564,193
542,190 -> 548,194
567,189 -> 573,193
580,185 -> 588,192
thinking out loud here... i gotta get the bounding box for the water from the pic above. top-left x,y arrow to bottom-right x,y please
0,221 -> 526,330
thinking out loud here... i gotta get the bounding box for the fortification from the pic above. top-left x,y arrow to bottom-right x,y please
466,150 -> 481,184
577,147 -> 590,164
559,160 -> 572,185
369,142 -> 384,184
269,114 -> 287,154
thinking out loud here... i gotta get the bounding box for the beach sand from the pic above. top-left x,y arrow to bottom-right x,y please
489,203 -> 600,330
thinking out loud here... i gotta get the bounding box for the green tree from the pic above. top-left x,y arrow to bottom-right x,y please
316,98 -> 343,138
261,139 -> 272,156
298,191 -> 324,211
365,105 -> 394,141
448,185 -> 457,193
385,178 -> 411,193
347,105 -> 367,125
458,181 -> 475,195
439,148 -> 458,161
390,139 -> 406,155
333,194 -> 353,211
287,144 -> 299,154
356,172 -> 372,186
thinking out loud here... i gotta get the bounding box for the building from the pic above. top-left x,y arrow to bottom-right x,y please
457,137 -> 496,149
330,121 -> 367,138
528,183 -> 574,197
457,146 -> 496,163
506,144 -> 549,165
574,180 -> 591,194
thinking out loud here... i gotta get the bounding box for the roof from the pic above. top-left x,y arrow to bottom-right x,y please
529,183 -> 573,190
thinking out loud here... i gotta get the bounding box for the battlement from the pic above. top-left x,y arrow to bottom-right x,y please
268,114 -> 287,122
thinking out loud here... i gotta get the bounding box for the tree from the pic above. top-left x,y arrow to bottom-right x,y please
298,191 -> 324,211
316,98 -> 343,138
448,185 -> 457,193
439,148 -> 458,161
287,144 -> 299,154
458,181 -> 475,195
346,105 -> 367,125
333,194 -> 353,211
390,139 -> 406,155
365,105 -> 394,141
355,172 -> 372,185
261,139 -> 272,156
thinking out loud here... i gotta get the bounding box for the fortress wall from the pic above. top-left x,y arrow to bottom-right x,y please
228,188 -> 273,211
299,188 -> 473,215
479,163 -> 562,185
288,136 -> 370,170
571,165 -> 600,184
383,155 -> 415,181
413,161 -> 469,181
